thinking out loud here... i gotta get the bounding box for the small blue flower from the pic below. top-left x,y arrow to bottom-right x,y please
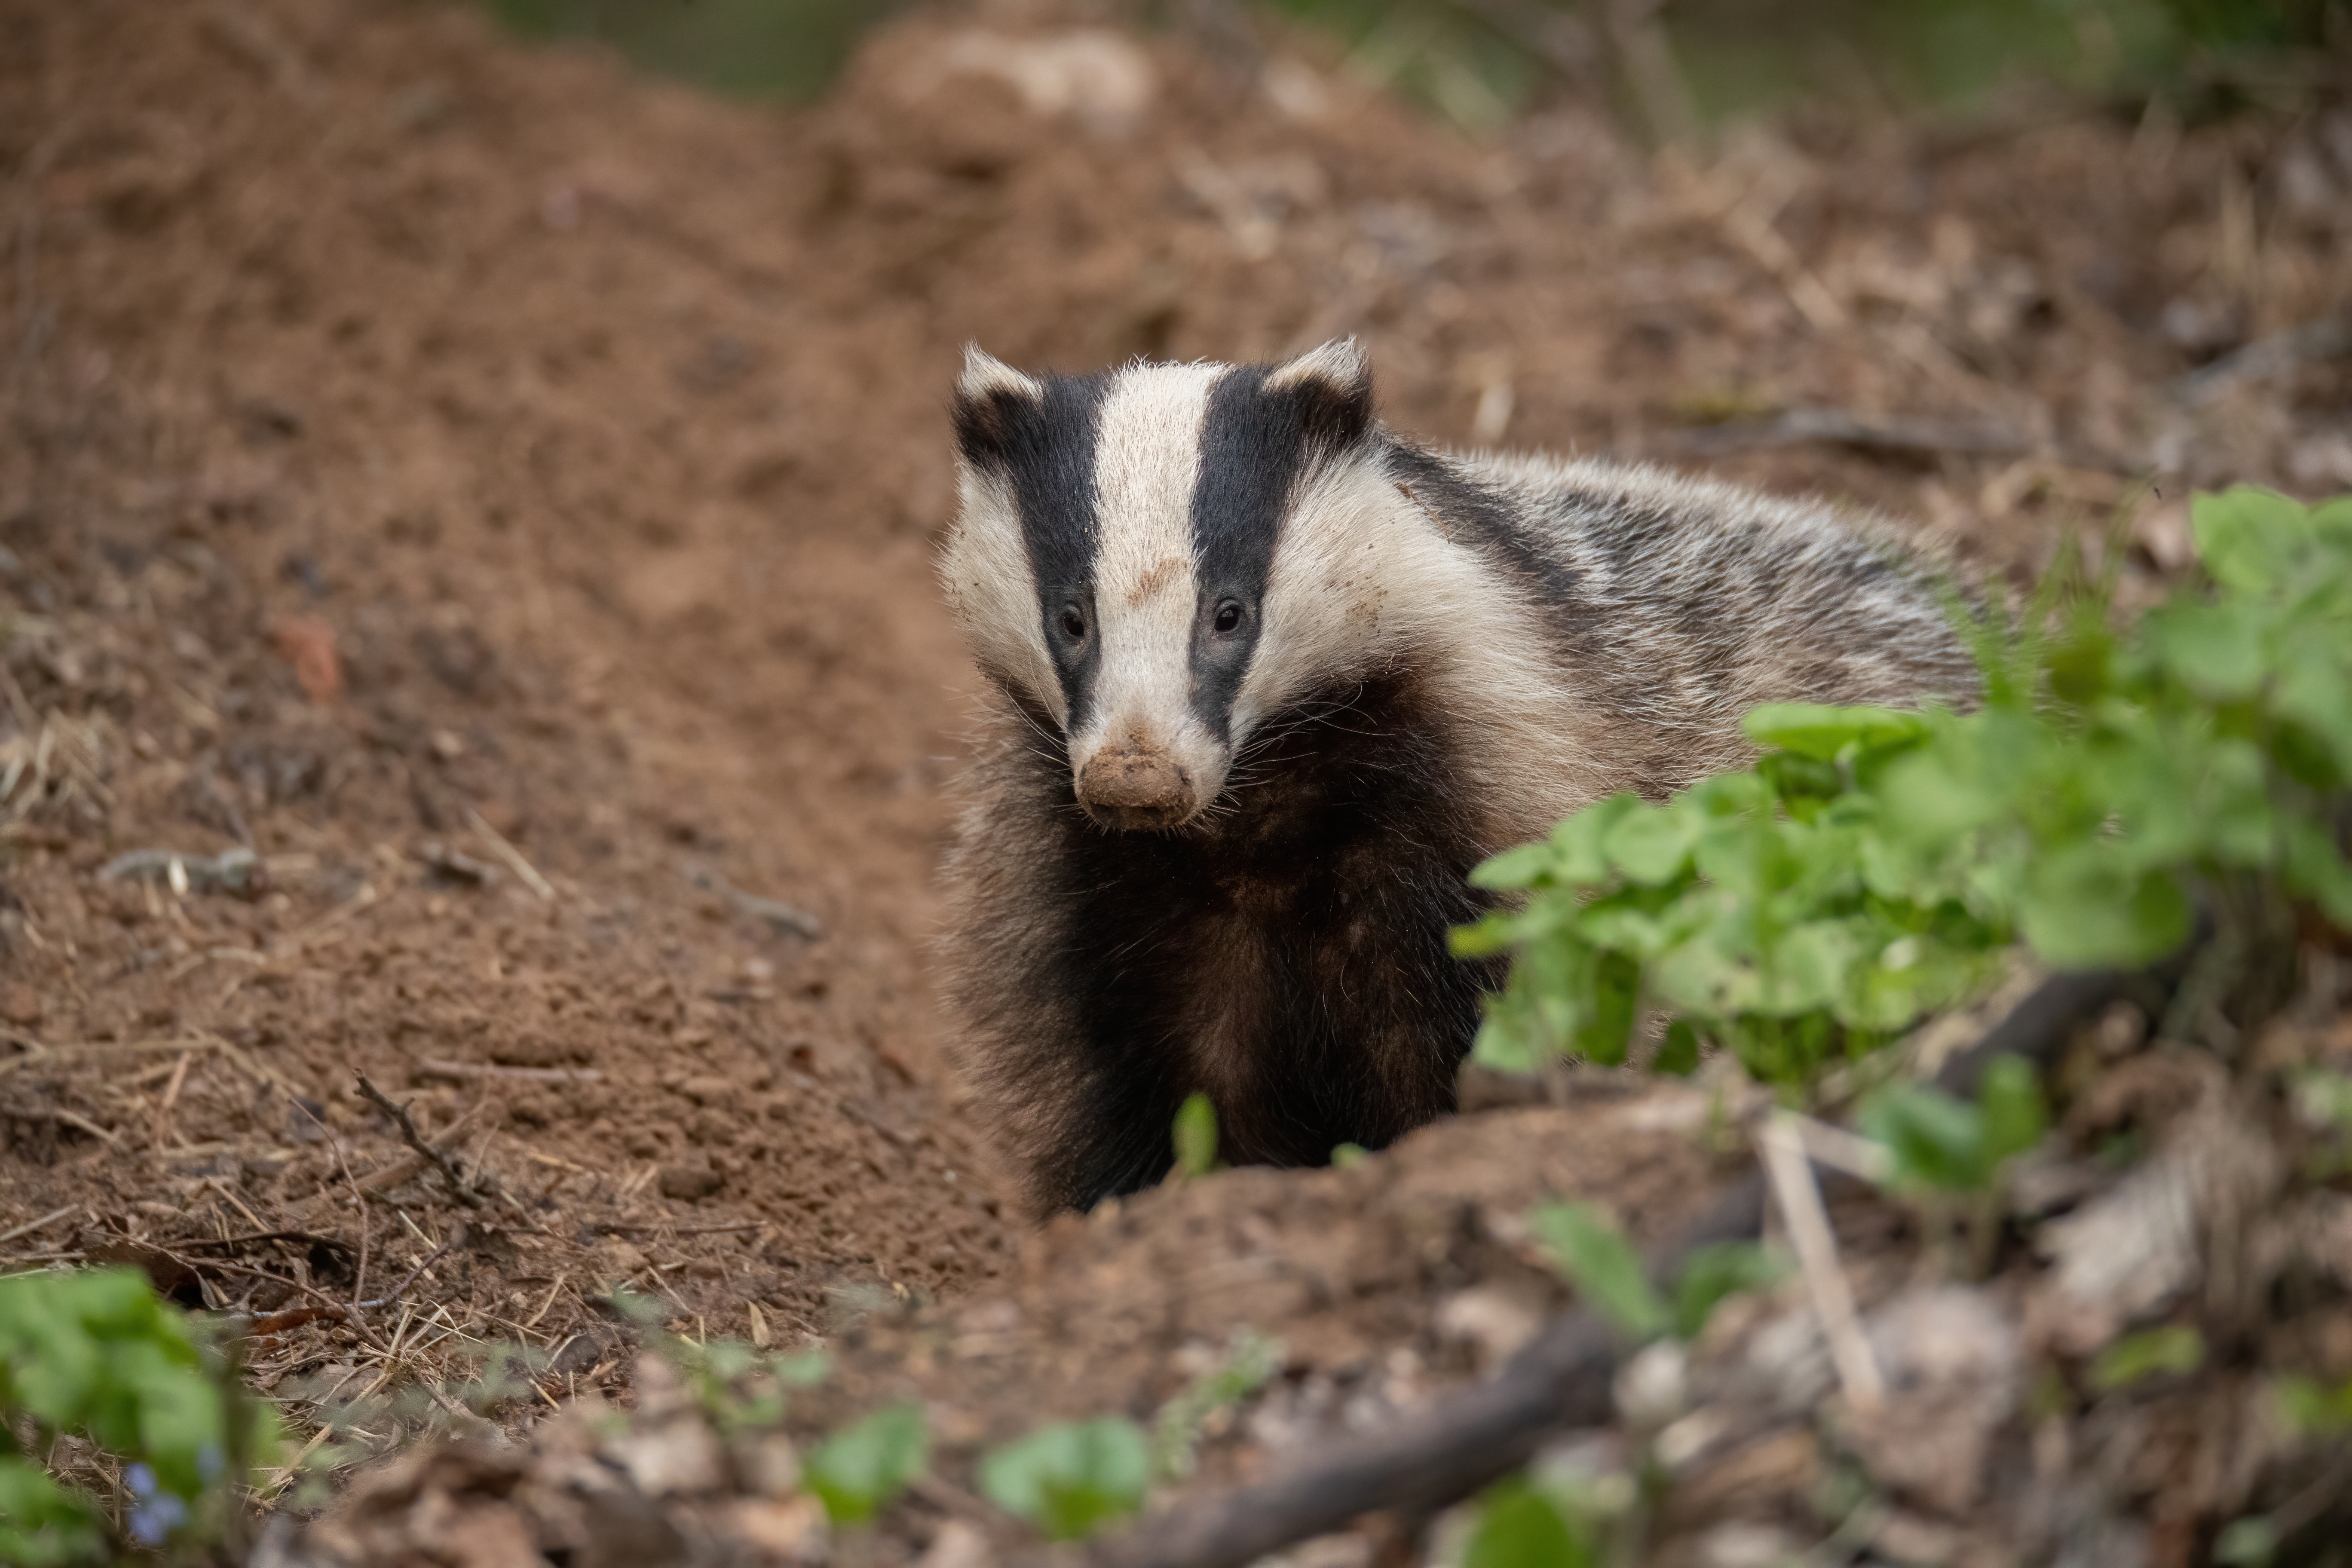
128,1493 -> 188,1547
124,1464 -> 190,1546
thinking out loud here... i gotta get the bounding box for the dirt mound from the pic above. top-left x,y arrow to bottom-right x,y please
4,0 -> 2350,1557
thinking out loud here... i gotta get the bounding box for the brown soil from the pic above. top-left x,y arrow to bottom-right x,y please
3,0 -> 2349,1558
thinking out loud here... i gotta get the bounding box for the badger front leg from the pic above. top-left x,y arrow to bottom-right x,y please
1022,1036 -> 1194,1213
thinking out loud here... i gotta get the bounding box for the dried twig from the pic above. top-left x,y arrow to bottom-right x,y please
52,1107 -> 119,1146
684,863 -> 823,940
0,1204 -> 79,1247
153,1049 -> 192,1149
416,1058 -> 601,1084
149,1243 -> 387,1352
1758,1113 -> 1883,1415
354,1071 -> 486,1209
0,1035 -> 225,1078
359,1229 -> 459,1310
464,805 -> 554,902
191,1229 -> 352,1253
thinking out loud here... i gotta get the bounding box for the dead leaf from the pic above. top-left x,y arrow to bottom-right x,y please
271,615 -> 344,703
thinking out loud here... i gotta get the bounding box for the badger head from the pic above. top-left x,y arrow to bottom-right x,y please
942,340 -> 1383,833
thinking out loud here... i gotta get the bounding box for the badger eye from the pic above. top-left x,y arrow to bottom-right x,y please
1060,606 -> 1087,641
1212,601 -> 1243,634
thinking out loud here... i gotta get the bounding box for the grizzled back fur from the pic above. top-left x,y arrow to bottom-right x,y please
937,340 -> 1976,1215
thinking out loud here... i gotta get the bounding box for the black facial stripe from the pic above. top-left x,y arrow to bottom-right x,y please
1188,364 -> 1369,739
956,371 -> 1112,735
1384,443 -> 1584,608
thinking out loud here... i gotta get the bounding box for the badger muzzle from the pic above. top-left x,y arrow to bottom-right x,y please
1075,740 -> 1197,832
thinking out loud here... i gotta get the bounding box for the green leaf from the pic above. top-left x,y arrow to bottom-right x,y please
1606,805 -> 1699,886
1549,793 -> 1642,884
2274,1373 -> 2352,1438
771,1348 -> 833,1389
2213,1516 -> 2278,1568
0,1459 -> 108,1566
2143,601 -> 2269,701
804,1403 -> 928,1525
1470,1011 -> 1550,1075
1172,1093 -> 1220,1181
1149,1329 -> 1281,1482
2280,818 -> 2352,929
979,1417 -> 1151,1541
1669,1243 -> 1781,1342
1652,1020 -> 1701,1077
1448,910 -> 1519,960
1469,842 -> 1559,891
2019,848 -> 2191,969
2272,655 -> 2352,784
1464,1478 -> 1592,1568
1977,1055 -> 2049,1167
1859,1084 -> 1989,1193
1743,703 -> 1928,762
1530,1202 -> 1667,1342
1759,922 -> 1858,1014
2088,1326 -> 2205,1392
2191,485 -> 2312,596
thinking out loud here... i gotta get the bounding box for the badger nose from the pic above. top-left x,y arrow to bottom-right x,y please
1077,744 -> 1196,832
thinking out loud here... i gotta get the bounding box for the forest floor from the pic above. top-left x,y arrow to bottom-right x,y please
3,2 -> 2349,1564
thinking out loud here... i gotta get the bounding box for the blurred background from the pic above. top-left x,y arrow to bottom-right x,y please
479,0 -> 2351,129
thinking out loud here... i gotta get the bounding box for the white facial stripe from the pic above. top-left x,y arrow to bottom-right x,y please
1235,460 -> 1402,733
943,463 -> 1065,726
1078,363 -> 1225,760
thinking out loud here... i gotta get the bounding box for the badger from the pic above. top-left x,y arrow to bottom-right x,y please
937,339 -> 1975,1215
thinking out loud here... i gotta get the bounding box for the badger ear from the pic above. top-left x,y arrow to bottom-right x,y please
952,345 -> 1046,466
1264,337 -> 1373,449
958,344 -> 1045,404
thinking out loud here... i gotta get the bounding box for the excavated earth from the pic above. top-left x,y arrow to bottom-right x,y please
2,1 -> 2350,1564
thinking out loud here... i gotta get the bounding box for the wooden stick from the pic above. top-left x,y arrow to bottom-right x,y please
0,1204 -> 79,1247
465,806 -> 554,902
153,1050 -> 192,1149
1758,1113 -> 1883,1416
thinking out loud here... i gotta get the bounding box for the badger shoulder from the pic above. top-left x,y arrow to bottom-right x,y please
1405,445 -> 1975,701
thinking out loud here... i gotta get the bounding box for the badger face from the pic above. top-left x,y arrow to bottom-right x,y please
945,341 -> 1375,833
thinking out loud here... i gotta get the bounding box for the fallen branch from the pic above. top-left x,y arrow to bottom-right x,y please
1084,959 -> 2150,1568
355,1071 -> 488,1209
1660,406 -> 2029,460
2171,314 -> 2350,408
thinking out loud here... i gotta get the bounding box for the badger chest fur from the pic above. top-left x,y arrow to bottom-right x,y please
937,340 -> 1974,1215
